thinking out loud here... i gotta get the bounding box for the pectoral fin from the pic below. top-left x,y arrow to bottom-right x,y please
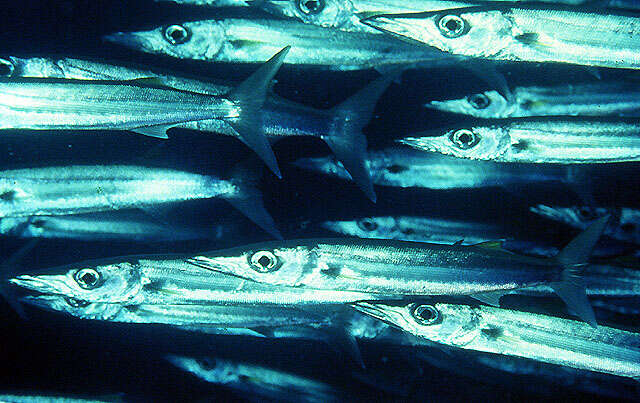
130,125 -> 173,139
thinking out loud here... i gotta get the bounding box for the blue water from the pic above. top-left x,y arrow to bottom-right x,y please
1,1 -> 639,401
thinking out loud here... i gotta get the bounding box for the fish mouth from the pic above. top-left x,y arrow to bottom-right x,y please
351,302 -> 405,329
360,13 -> 428,43
102,31 -> 148,51
9,274 -> 71,295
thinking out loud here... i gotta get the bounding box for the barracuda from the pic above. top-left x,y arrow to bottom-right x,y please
10,254 -> 383,305
103,18 -> 459,71
0,212 -> 222,242
425,81 -> 640,118
255,0 -> 633,34
400,117 -> 640,164
362,5 -> 640,69
0,165 -> 280,238
186,217 -> 609,325
167,356 -> 341,402
352,301 -> 640,378
0,48 -> 290,177
0,56 -> 387,201
21,295 -> 327,329
530,205 -> 640,246
294,147 -> 578,190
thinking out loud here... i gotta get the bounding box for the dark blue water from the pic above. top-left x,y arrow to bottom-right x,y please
0,1 -> 639,401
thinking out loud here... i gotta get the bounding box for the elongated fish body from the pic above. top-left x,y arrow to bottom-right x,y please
10,255 -> 383,305
0,78 -> 238,132
0,165 -> 237,219
531,205 -> 640,245
0,393 -> 121,403
0,212 -> 217,242
155,0 -> 247,5
185,238 -> 566,296
103,19 -> 459,70
22,295 -> 326,329
363,5 -> 640,69
321,216 -> 506,245
295,147 -> 571,189
426,82 -> 640,119
353,302 -> 640,378
167,356 -> 341,403
400,117 -> 640,164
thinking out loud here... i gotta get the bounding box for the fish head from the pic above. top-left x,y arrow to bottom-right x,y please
0,56 -> 66,78
400,124 -> 511,161
352,302 -> 480,346
21,294 -> 124,320
426,90 -> 511,119
361,9 -> 514,58
103,21 -> 226,61
530,205 -> 615,231
321,216 -> 400,239
166,355 -> 239,384
255,0 -> 357,30
187,244 -> 315,286
10,261 -> 145,304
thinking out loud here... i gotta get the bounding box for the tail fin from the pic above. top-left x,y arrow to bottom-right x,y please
1,239 -> 39,320
224,159 -> 282,240
552,215 -> 609,327
228,46 -> 291,179
323,75 -> 395,203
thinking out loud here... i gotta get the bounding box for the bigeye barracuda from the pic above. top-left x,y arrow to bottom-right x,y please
186,217 -> 609,325
0,165 -> 280,238
294,147 -> 580,190
103,18 -> 460,71
400,117 -> 640,164
352,301 -> 640,379
426,81 -> 640,119
362,5 -> 640,70
0,392 -> 123,403
0,56 -> 387,201
0,212 -> 219,242
166,356 -> 341,403
531,205 -> 640,246
255,0 -> 633,34
0,48 -> 291,178
10,255 -> 382,305
21,295 -> 327,329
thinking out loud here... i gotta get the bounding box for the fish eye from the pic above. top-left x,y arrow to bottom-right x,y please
437,14 -> 467,38
412,305 -> 440,325
74,268 -> 101,289
357,218 -> 378,232
249,251 -> 279,273
467,93 -> 491,110
196,358 -> 215,370
450,129 -> 480,150
164,24 -> 191,45
65,297 -> 90,308
0,58 -> 14,77
297,0 -> 325,15
577,207 -> 595,219
30,219 -> 46,229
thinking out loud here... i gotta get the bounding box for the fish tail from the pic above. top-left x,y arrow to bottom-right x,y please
227,46 -> 290,179
323,74 -> 396,203
224,159 -> 282,240
551,215 -> 610,327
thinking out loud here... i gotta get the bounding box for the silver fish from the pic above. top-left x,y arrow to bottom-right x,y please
294,147 -> 578,190
0,165 -> 280,238
531,205 -> 640,246
0,212 -> 217,242
22,295 -> 326,329
0,55 -> 387,200
426,82 -> 640,118
10,255 -> 382,305
155,0 -> 247,5
187,217 -> 609,325
400,117 -> 640,164
362,5 -> 640,69
352,301 -> 640,378
103,18 -> 458,71
0,48 -> 291,177
0,392 -> 122,403
166,356 -> 341,403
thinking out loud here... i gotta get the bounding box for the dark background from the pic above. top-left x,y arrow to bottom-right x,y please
0,1 -> 639,401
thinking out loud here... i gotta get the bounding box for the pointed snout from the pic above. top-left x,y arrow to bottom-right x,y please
9,274 -> 70,295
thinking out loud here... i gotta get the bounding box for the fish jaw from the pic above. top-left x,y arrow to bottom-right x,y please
10,274 -> 74,296
361,13 -> 438,46
350,302 -> 410,330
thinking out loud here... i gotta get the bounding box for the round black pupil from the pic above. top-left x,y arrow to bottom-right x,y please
257,255 -> 271,267
80,272 -> 96,285
0,62 -> 11,77
171,29 -> 184,41
579,208 -> 592,218
458,132 -> 472,144
304,0 -> 320,11
445,19 -> 460,32
362,221 -> 376,230
419,308 -> 436,321
471,95 -> 488,108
